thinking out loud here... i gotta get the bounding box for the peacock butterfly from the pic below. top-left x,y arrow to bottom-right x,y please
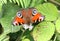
12,8 -> 44,30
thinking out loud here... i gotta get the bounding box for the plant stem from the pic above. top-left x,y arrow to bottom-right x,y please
49,0 -> 60,6
53,33 -> 57,41
16,29 -> 26,41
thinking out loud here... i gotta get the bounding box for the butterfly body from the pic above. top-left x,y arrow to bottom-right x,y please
13,8 -> 44,30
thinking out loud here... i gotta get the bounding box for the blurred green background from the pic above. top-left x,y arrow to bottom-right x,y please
0,0 -> 60,41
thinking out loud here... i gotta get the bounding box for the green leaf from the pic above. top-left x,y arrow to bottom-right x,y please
34,0 -> 44,6
55,0 -> 60,3
35,3 -> 58,21
3,36 -> 9,41
23,0 -> 31,8
56,17 -> 60,33
22,21 -> 55,41
32,21 -> 55,41
13,0 -> 16,3
3,0 -> 7,4
9,0 -> 12,3
19,0 -> 24,8
56,33 -> 60,41
22,38 -> 30,41
30,0 -> 37,7
22,35 -> 31,41
0,32 -> 9,41
21,31 -> 34,41
0,1 -> 3,18
30,0 -> 44,7
0,2 -> 22,33
16,0 -> 20,5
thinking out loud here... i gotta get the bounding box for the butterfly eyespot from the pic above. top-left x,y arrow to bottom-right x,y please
17,11 -> 22,18
32,9 -> 37,16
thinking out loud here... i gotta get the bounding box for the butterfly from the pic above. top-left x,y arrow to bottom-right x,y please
12,8 -> 44,30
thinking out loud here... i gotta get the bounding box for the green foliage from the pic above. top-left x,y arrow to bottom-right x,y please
0,0 -> 3,18
30,0 -> 44,7
0,34 -> 9,41
0,0 -> 59,41
22,21 -> 55,41
22,0 -> 31,8
32,21 -> 55,41
35,3 -> 58,21
56,33 -> 60,41
0,0 -> 44,8
56,17 -> 60,33
55,0 -> 60,3
0,2 -> 22,33
0,2 -> 22,41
